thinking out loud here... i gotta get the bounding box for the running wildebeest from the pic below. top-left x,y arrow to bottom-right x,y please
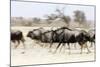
41,27 -> 73,53
27,27 -> 47,46
40,27 -> 65,48
11,30 -> 25,49
27,27 -> 91,54
87,29 -> 95,47
48,27 -> 91,54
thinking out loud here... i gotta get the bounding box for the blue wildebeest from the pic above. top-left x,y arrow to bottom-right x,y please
11,30 -> 25,49
41,27 -> 73,53
27,28 -> 45,40
27,27 -> 47,47
46,27 -> 91,54
87,29 -> 95,47
27,27 -> 91,54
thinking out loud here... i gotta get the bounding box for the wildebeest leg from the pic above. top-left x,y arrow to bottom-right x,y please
62,43 -> 66,53
67,43 -> 71,54
21,38 -> 25,49
59,44 -> 63,53
49,40 -> 53,52
85,42 -> 91,54
22,41 -> 25,49
35,40 -> 39,44
15,40 -> 20,49
80,44 -> 83,54
93,42 -> 95,48
59,43 -> 66,53
11,40 -> 16,49
39,41 -> 45,47
79,42 -> 84,54
53,42 -> 62,54
74,43 -> 77,49
90,42 -> 94,48
43,43 -> 46,48
80,42 -> 91,54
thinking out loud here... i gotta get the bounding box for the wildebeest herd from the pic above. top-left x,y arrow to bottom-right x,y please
11,27 -> 95,54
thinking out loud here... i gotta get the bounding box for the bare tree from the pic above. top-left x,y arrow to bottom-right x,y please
61,16 -> 71,24
55,8 -> 71,27
44,14 -> 58,24
73,10 -> 86,24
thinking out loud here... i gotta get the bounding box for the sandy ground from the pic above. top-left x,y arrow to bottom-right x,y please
11,27 -> 95,66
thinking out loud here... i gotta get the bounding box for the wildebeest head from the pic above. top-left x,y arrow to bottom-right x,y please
27,28 -> 46,40
27,31 -> 35,39
88,29 -> 95,42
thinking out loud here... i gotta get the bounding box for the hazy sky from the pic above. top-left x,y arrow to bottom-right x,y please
11,1 -> 95,21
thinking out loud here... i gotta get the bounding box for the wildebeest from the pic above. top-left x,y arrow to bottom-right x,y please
27,27 -> 91,54
40,27 -> 65,49
87,29 -> 95,47
27,27 -> 47,46
27,28 -> 45,40
47,27 -> 91,54
40,27 -> 73,53
11,30 -> 25,49
41,30 -> 53,43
